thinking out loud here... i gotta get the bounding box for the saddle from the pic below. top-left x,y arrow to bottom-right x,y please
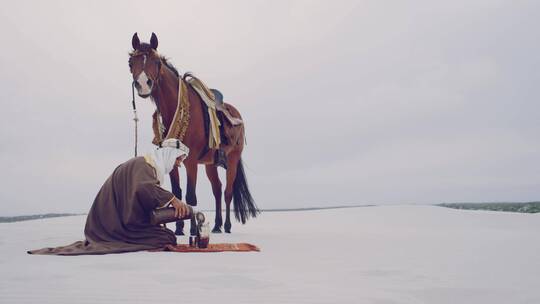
210,89 -> 223,104
210,89 -> 244,126
186,76 -> 244,169
188,77 -> 243,127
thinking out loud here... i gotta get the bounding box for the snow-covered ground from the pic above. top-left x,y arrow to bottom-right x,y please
1,206 -> 539,304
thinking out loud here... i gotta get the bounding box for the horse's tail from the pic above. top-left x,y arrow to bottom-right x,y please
233,158 -> 259,224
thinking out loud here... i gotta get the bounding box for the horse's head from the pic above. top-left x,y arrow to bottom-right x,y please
129,32 -> 162,98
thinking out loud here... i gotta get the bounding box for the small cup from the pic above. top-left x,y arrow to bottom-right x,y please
197,236 -> 209,248
197,222 -> 211,248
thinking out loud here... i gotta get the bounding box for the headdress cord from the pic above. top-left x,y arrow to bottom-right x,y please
131,81 -> 139,157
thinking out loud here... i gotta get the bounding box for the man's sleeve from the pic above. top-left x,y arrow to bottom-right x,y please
135,182 -> 175,210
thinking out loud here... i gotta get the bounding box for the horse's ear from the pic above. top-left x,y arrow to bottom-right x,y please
150,32 -> 158,50
132,32 -> 140,50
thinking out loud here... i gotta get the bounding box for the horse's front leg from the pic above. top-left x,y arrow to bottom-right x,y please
169,168 -> 185,235
184,160 -> 198,236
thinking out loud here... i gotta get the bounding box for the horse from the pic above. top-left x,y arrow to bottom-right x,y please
128,32 -> 258,235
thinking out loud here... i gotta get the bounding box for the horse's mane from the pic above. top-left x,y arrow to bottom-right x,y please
160,56 -> 180,78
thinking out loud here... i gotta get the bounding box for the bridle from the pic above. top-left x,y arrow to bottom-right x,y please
130,81 -> 139,157
129,50 -> 163,157
131,51 -> 163,92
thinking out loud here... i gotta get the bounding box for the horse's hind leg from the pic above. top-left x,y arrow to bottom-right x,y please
205,164 -> 223,233
224,152 -> 240,233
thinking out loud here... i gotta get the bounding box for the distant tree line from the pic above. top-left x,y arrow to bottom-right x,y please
0,213 -> 81,223
438,202 -> 540,213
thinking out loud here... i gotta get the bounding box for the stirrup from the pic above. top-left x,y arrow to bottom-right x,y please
214,149 -> 228,169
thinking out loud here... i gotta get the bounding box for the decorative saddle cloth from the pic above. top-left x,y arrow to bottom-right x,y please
151,75 -> 243,150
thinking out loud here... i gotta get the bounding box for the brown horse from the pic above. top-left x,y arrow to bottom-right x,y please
128,32 -> 258,234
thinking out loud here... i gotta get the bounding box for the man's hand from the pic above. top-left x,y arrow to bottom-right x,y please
170,198 -> 190,218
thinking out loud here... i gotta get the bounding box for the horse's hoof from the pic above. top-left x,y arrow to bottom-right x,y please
225,228 -> 231,234
175,229 -> 185,236
212,227 -> 222,233
224,223 -> 231,233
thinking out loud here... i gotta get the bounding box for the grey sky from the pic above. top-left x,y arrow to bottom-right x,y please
1,0 -> 539,215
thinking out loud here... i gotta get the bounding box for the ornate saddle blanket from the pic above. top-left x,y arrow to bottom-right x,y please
151,75 -> 243,150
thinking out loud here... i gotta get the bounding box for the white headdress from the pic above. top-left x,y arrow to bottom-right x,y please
145,139 -> 189,185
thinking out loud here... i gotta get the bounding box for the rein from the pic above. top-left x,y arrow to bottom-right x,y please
131,81 -> 139,157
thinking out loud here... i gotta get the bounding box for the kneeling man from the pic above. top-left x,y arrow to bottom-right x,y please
29,138 -> 190,255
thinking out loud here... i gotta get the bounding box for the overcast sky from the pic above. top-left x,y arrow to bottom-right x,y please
0,0 -> 539,215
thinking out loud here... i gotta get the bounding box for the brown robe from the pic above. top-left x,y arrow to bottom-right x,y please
28,157 -> 177,255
